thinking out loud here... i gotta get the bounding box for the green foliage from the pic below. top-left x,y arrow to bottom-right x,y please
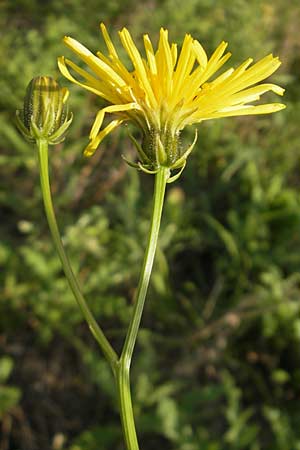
0,357 -> 21,418
1,0 -> 300,449
69,425 -> 121,450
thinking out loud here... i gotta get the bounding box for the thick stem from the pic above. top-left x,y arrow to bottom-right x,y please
37,139 -> 118,370
117,166 -> 169,450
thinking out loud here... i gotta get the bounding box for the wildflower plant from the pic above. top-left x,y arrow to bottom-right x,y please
17,24 -> 285,450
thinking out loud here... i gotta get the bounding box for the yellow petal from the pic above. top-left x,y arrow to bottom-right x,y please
63,36 -> 126,88
143,34 -> 157,75
172,34 -> 195,101
171,43 -> 178,67
193,40 -> 208,68
158,28 -> 173,76
206,102 -> 286,118
229,83 -> 285,105
84,119 -> 124,156
119,28 -> 157,108
201,51 -> 232,84
100,22 -> 119,59
227,55 -> 281,93
89,103 -> 138,140
58,56 -> 108,98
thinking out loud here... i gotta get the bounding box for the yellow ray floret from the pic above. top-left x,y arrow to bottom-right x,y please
59,23 -> 285,159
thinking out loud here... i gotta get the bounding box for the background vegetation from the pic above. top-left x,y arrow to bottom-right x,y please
1,0 -> 300,449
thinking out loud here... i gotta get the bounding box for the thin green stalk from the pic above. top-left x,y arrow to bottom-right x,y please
37,138 -> 118,370
121,166 -> 170,365
116,362 -> 139,450
117,166 -> 170,450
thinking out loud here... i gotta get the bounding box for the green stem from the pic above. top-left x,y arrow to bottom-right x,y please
117,166 -> 170,450
116,362 -> 139,450
37,138 -> 118,370
38,140 -> 169,450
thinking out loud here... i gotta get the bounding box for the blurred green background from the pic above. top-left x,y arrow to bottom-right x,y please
1,0 -> 300,449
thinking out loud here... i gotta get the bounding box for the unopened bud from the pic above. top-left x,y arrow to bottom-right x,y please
16,76 -> 73,144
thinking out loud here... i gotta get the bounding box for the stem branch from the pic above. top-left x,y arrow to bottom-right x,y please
37,139 -> 118,370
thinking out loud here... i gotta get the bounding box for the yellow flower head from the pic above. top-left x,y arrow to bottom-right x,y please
58,24 -> 285,173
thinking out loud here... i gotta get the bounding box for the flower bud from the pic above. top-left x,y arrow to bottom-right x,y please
16,76 -> 73,144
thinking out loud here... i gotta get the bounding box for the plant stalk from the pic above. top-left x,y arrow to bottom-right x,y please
37,138 -> 118,371
117,166 -> 170,450
38,139 -> 169,450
